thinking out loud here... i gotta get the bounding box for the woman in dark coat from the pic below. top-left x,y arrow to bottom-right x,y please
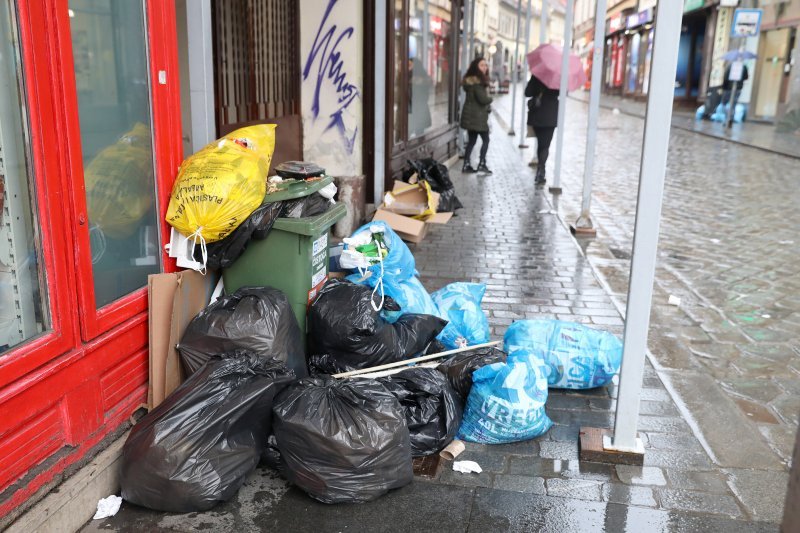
525,74 -> 559,184
408,58 -> 433,136
460,57 -> 493,174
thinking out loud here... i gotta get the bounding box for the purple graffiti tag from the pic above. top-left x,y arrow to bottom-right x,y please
303,0 -> 360,153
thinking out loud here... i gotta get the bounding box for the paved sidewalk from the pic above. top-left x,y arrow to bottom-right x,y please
83,117 -> 781,532
568,87 -> 800,160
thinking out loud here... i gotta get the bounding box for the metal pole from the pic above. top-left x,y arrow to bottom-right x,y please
518,0 -> 532,147
458,0 -> 471,156
550,0 -> 573,193
572,0 -> 607,233
509,0 -> 523,136
540,0 -> 548,45
373,0 -> 387,205
608,0 -> 684,453
422,0 -> 430,67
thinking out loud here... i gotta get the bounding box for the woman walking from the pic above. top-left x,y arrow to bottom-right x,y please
460,58 -> 493,174
525,73 -> 559,184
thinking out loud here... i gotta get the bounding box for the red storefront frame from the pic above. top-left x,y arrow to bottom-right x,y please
0,0 -> 181,518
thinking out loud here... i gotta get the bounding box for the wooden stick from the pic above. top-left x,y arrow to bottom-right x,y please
331,341 -> 502,379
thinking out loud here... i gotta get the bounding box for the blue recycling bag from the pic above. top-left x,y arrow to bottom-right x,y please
431,283 -> 490,349
457,350 -> 552,444
504,320 -> 622,389
344,221 -> 416,285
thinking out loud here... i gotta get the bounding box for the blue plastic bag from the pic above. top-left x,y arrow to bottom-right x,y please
504,320 -> 622,389
457,350 -> 552,444
354,275 -> 440,323
431,283 -> 490,349
344,221 -> 416,284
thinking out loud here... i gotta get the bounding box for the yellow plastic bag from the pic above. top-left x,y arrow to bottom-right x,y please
166,124 -> 276,244
85,123 -> 154,239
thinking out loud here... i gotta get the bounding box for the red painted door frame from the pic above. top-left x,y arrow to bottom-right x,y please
0,0 -> 181,516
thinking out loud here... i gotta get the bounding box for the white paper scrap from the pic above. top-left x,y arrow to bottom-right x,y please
93,495 -> 122,520
453,460 -> 483,474
668,295 -> 681,306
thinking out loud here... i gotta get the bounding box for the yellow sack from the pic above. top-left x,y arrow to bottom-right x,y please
85,122 -> 154,239
166,124 -> 276,244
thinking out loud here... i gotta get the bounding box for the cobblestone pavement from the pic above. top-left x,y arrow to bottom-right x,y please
84,113 -> 782,532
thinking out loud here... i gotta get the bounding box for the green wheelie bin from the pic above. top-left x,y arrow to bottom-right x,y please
222,176 -> 347,337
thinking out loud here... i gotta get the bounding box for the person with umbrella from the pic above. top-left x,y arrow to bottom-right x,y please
460,57 -> 493,174
525,44 -> 586,185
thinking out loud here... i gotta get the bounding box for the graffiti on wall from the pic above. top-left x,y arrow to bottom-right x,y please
303,0 -> 360,155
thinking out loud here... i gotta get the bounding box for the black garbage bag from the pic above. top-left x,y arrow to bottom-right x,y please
120,353 -> 295,512
436,347 -> 508,401
405,158 -> 463,212
199,201 -> 284,270
307,279 -> 447,374
281,192 -> 332,218
272,377 -> 413,504
178,286 -> 307,378
378,367 -> 463,456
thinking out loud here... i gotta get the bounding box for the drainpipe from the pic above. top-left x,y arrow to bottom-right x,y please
373,0 -> 386,206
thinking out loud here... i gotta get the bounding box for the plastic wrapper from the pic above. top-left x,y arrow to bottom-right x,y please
504,319 -> 622,389
457,350 -> 553,444
436,346 -> 508,401
120,353 -> 295,512
377,367 -> 463,456
405,158 -> 463,212
178,286 -> 307,378
280,192 -> 332,218
431,282 -> 491,349
166,125 -> 276,243
272,377 -> 413,504
344,221 -> 416,286
307,279 -> 446,374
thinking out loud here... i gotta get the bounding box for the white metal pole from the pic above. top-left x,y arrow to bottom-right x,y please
609,0 -> 684,453
509,0 -> 523,136
373,0 -> 387,205
518,0 -> 532,147
458,0 -> 471,156
540,0 -> 548,45
573,0 -> 607,232
468,0 -> 477,61
422,0 -> 430,67
550,0 -> 574,193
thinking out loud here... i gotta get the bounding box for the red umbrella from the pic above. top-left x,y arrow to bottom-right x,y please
526,43 -> 586,92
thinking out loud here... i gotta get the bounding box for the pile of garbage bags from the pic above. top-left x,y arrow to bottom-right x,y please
404,158 -> 463,213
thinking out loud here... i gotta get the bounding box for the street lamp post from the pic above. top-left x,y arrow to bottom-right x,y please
509,0 -> 523,136
518,0 -> 532,148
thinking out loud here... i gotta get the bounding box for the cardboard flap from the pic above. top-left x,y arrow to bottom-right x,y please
425,211 -> 453,224
373,208 -> 426,236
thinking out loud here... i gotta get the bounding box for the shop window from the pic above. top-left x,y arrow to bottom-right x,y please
0,0 -> 50,354
68,0 -> 160,308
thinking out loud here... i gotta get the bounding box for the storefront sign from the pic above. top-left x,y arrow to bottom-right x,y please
720,0 -> 738,6
608,14 -> 625,34
626,9 -> 653,30
683,0 -> 704,13
731,8 -> 762,37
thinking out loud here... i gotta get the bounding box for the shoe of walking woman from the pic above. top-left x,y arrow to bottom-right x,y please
462,161 -> 477,173
477,160 -> 493,174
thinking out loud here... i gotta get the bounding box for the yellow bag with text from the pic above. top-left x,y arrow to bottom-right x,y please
85,122 -> 154,239
166,124 -> 276,244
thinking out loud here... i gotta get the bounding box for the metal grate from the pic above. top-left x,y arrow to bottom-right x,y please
213,0 -> 299,130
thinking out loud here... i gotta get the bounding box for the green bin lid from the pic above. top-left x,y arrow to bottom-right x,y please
262,175 -> 333,203
272,202 -> 348,236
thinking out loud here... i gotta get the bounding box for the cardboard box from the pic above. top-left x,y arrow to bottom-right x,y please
383,180 -> 440,217
147,270 -> 218,409
373,207 -> 452,244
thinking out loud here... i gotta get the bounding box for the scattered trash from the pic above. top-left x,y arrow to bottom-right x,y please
307,280 -> 446,374
378,367 -> 463,456
93,495 -> 122,520
504,320 -> 622,389
166,125 -> 276,246
436,346 -> 508,400
372,181 -> 453,243
272,377 -> 413,504
762,314 -> 771,319
431,283 -> 491,350
178,287 -> 306,378
709,238 -> 721,244
200,201 -> 284,269
612,108 -> 620,115
457,350 -> 552,444
404,158 -> 463,213
779,240 -> 794,245
453,460 -> 483,474
440,439 -> 466,460
668,295 -> 681,306
538,209 -> 558,215
120,353 -> 295,512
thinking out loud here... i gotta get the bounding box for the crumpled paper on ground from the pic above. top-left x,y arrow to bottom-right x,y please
453,460 -> 482,474
93,495 -> 122,520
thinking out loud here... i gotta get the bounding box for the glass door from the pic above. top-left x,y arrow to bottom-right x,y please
59,0 -> 180,339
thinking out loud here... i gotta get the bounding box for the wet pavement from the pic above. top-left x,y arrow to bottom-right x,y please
84,107 -> 785,531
